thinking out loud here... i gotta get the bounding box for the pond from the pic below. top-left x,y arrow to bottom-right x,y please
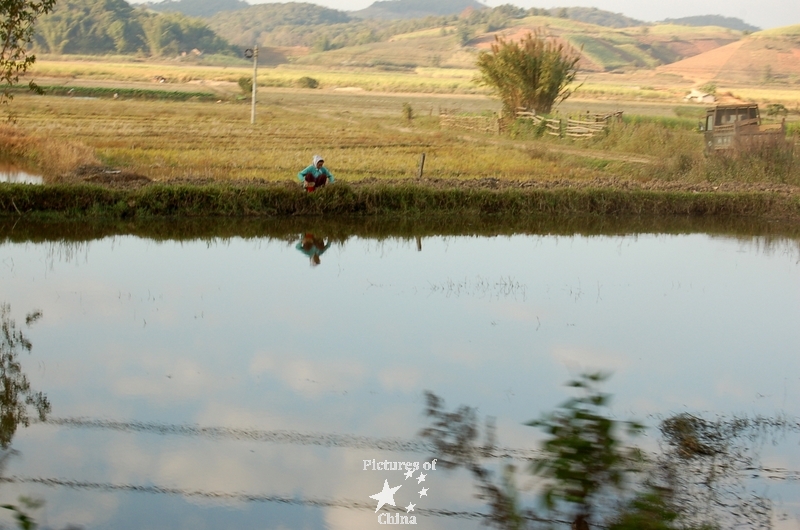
0,219 -> 798,529
0,166 -> 43,185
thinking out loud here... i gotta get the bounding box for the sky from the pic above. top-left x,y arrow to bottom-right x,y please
238,0 -> 800,31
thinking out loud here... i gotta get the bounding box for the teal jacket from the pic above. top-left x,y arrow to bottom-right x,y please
296,240 -> 331,258
297,165 -> 335,183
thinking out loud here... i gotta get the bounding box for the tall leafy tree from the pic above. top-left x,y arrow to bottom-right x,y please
0,0 -> 57,102
36,11 -> 74,54
139,11 -> 231,56
35,0 -> 142,54
476,30 -> 581,116
34,0 -> 235,56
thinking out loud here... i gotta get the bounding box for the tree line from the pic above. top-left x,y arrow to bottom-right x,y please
206,3 -> 583,51
33,0 -> 236,56
207,3 -> 456,50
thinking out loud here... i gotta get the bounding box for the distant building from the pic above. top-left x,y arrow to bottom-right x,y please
684,89 -> 716,103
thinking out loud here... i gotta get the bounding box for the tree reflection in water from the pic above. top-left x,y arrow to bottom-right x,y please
420,374 -> 798,530
658,413 -> 800,529
0,304 -> 51,449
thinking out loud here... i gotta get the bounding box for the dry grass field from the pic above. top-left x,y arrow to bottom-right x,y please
7,89 -> 619,183
2,56 -> 798,191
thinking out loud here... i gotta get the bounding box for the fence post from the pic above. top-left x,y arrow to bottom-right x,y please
417,153 -> 426,179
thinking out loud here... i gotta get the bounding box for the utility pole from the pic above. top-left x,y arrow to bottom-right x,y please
245,46 -> 258,124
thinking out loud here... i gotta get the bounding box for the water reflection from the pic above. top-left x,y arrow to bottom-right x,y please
0,304 -> 52,530
0,304 -> 50,448
420,381 -> 800,530
0,226 -> 798,528
0,169 -> 42,185
296,232 -> 331,266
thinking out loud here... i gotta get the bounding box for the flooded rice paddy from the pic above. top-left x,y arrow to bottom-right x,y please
0,220 -> 799,529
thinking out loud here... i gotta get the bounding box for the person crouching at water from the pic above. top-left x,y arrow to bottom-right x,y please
298,155 -> 334,192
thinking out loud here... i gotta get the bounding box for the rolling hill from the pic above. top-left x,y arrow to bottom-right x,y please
203,1 -> 747,72
146,0 -> 248,18
287,14 -> 743,72
352,0 -> 485,19
657,25 -> 800,84
473,19 -> 741,72
659,15 -> 759,33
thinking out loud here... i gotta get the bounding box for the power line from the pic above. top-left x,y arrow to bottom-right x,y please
43,417 -> 541,460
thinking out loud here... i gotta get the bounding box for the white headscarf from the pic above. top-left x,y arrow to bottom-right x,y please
312,155 -> 324,166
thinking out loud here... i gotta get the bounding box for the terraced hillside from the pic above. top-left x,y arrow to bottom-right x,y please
287,15 -> 742,72
657,25 -> 800,84
472,19 -> 740,72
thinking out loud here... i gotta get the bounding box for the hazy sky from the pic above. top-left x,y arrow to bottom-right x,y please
241,0 -> 800,30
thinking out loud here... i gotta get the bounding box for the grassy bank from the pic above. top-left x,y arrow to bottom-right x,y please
1,182 -> 799,220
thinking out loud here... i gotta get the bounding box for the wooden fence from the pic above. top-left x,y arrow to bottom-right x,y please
517,110 -> 623,139
438,110 -> 623,138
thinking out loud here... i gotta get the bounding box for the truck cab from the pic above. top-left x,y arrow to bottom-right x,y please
702,104 -> 785,153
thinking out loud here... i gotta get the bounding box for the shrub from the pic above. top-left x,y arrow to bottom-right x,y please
766,103 -> 788,116
296,76 -> 319,89
699,82 -> 717,95
237,76 -> 253,96
402,102 -> 413,121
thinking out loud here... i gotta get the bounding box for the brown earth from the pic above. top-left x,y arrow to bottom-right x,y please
658,32 -> 800,84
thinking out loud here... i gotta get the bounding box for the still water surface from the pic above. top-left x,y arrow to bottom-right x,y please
0,228 -> 798,529
0,167 -> 43,184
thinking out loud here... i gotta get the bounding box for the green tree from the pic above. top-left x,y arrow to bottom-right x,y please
139,13 -> 168,56
456,21 -> 471,46
36,12 -> 73,53
476,30 -> 581,116
1,0 -> 57,103
35,0 -> 143,54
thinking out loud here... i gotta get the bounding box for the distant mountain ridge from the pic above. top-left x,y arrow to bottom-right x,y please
659,15 -> 759,32
559,7 -> 643,28
141,0 -> 760,36
147,0 -> 249,18
36,0 -> 784,82
353,0 -> 486,19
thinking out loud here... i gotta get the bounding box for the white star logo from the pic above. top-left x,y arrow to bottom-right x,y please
370,480 -> 402,513
418,487 -> 428,498
416,473 -> 426,484
404,469 -> 414,480
405,502 -> 416,512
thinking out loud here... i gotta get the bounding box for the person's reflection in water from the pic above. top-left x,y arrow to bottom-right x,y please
296,233 -> 331,267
